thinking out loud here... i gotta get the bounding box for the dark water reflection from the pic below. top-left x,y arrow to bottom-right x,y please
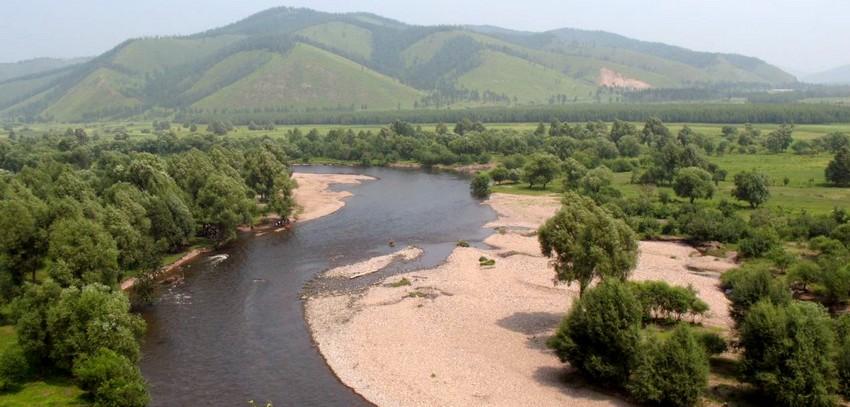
140,166 -> 497,406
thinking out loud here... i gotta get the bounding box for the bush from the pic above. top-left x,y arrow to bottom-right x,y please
547,280 -> 642,386
629,281 -> 709,322
697,332 -> 728,356
739,301 -> 838,407
0,347 -> 31,389
723,266 -> 791,320
677,208 -> 745,243
73,348 -> 150,407
469,173 -> 491,198
737,228 -> 779,258
628,325 -> 709,407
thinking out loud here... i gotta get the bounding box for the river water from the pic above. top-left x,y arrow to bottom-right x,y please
140,166 -> 497,406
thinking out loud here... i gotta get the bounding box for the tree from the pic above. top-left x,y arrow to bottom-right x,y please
489,166 -> 509,184
46,284 -> 146,371
764,124 -> 794,153
578,166 -> 620,203
826,146 -> 850,187
12,280 -> 62,364
0,181 -> 48,283
673,167 -> 714,203
47,218 -> 120,287
521,153 -> 560,188
560,158 -> 587,189
628,325 -> 708,407
470,172 -> 491,198
246,149 -> 286,201
739,301 -> 838,407
617,135 -> 641,158
641,117 -> 671,146
538,192 -> 639,296
835,313 -> 850,397
732,170 -> 771,208
724,266 -> 791,320
547,280 -> 642,385
196,174 -> 256,240
73,348 -> 150,407
708,162 -> 727,186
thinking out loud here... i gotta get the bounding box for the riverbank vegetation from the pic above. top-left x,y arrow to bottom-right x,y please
3,115 -> 850,405
0,128 -> 296,404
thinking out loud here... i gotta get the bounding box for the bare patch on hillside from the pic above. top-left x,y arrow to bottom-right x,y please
599,68 -> 652,90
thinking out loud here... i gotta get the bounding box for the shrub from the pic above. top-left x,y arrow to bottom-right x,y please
628,325 -> 709,407
737,228 -> 779,258
723,266 -> 791,321
0,347 -> 31,389
739,301 -> 838,407
547,280 -> 642,386
73,348 -> 150,407
629,281 -> 709,322
697,332 -> 728,356
469,173 -> 491,198
455,240 -> 470,247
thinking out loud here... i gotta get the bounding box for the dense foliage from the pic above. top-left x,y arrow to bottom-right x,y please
0,126 -> 297,403
547,280 -> 642,385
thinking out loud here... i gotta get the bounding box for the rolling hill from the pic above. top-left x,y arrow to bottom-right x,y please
0,7 -> 796,122
803,65 -> 850,84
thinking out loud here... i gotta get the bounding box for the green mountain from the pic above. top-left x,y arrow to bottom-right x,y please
0,7 -> 795,122
0,57 -> 89,82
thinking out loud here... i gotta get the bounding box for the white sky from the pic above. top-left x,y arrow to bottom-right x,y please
2,0 -> 848,73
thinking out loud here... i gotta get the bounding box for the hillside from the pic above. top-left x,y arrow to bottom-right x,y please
0,7 -> 796,122
0,57 -> 89,82
803,65 -> 850,84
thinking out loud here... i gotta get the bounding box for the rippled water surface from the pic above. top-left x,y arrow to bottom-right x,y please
140,166 -> 496,406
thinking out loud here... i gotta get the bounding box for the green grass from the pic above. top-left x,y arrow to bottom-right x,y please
456,50 -> 596,103
193,43 -> 422,111
389,278 -> 412,287
111,36 -> 242,75
297,22 -> 374,60
0,326 -> 88,407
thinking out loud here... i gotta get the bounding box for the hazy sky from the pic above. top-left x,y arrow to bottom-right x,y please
3,0 -> 848,73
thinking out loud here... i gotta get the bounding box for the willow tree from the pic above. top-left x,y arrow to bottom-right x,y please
538,192 -> 639,296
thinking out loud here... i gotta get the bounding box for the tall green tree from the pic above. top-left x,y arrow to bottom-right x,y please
521,153 -> 560,188
0,181 -> 49,283
673,167 -> 715,203
732,170 -> 771,208
196,174 -> 256,240
826,146 -> 850,187
538,192 -> 638,296
47,218 -> 120,287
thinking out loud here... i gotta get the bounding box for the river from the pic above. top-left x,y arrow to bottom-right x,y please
139,166 -> 497,406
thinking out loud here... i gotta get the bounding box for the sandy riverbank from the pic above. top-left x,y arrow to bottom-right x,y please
292,172 -> 376,222
120,248 -> 212,291
306,192 -> 737,406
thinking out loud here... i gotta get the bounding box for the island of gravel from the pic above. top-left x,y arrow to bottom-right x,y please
302,181 -> 737,406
